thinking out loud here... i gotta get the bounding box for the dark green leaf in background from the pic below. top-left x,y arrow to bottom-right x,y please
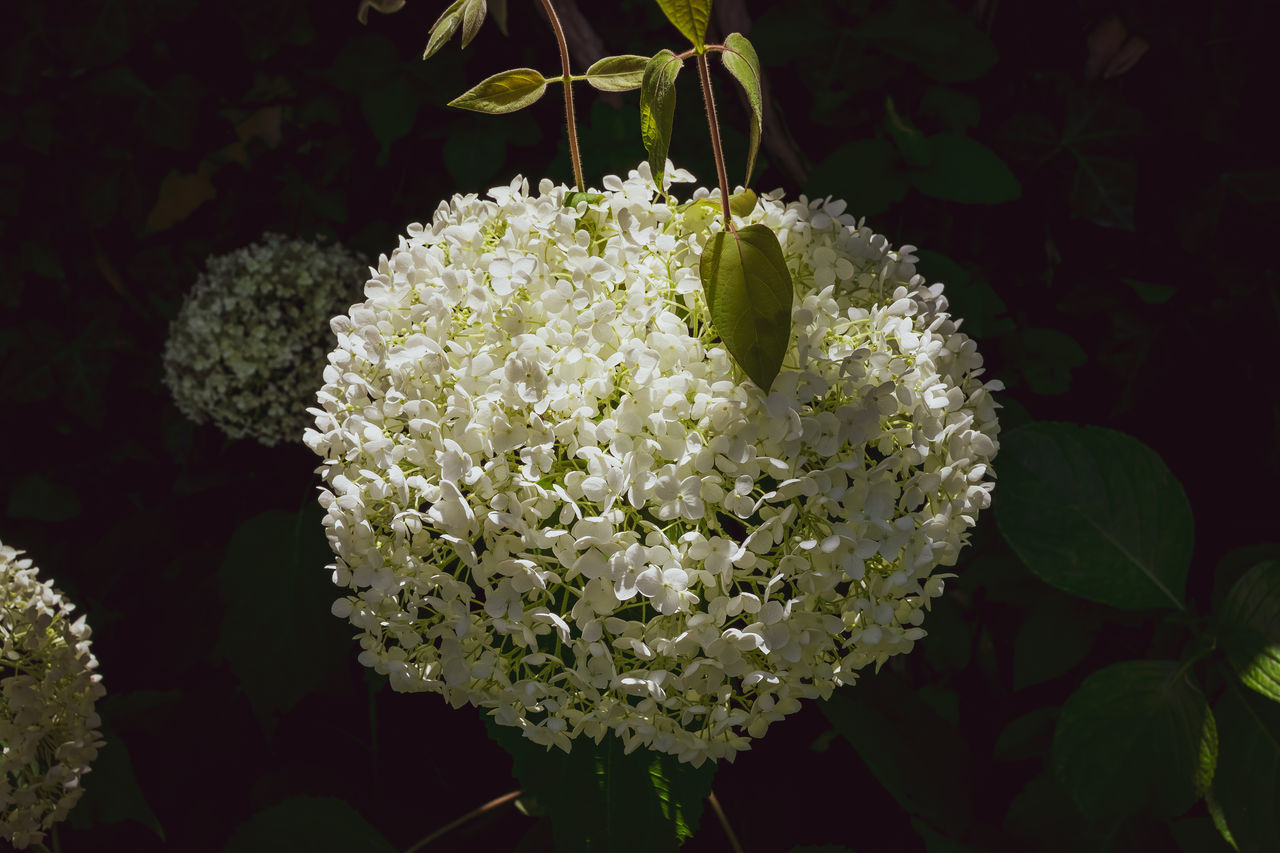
1052,660 -> 1213,820
6,473 -> 83,521
1212,685 -> 1280,852
1009,328 -> 1086,395
223,797 -> 396,853
993,707 -> 1059,763
1071,154 -> 1137,231
996,422 -> 1193,610
805,138 -> 909,218
1012,597 -> 1099,690
885,98 -> 931,168
1216,560 -> 1280,703
486,721 -> 716,852
720,33 -> 763,185
854,0 -> 998,82
449,68 -> 548,114
640,50 -> 682,189
700,223 -> 793,391
914,250 -> 1014,340
69,724 -> 164,838
212,506 -> 350,729
919,86 -> 980,132
910,132 -> 1021,204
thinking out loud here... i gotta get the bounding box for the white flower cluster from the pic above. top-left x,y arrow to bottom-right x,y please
164,233 -> 367,446
1,541 -> 105,849
306,164 -> 1001,764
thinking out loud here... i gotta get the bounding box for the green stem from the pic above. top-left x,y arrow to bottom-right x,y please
402,789 -> 522,852
696,51 -> 734,232
540,0 -> 584,190
707,790 -> 745,853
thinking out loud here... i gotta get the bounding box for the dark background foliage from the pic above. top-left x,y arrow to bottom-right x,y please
2,0 -> 1278,850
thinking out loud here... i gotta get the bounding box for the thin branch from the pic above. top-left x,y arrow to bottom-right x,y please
708,790 -> 745,853
402,789 -> 523,853
540,0 -> 585,190
697,51 -> 734,230
544,0 -> 622,107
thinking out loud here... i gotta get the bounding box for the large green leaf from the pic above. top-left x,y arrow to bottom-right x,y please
486,720 -> 716,852
654,0 -> 711,48
640,50 -> 682,188
585,54 -> 649,92
1216,560 -> 1280,703
69,709 -> 164,839
1213,685 -> 1280,852
995,422 -> 1192,610
212,506 -> 350,729
699,224 -> 793,392
1011,598 -> 1099,690
224,797 -> 396,853
805,138 -> 909,218
448,68 -> 548,114
423,0 -> 466,59
1052,660 -> 1213,820
910,133 -> 1021,204
720,33 -> 762,185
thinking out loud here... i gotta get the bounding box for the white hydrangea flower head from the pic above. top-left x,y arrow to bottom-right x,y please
306,163 -> 1002,765
163,233 -> 368,446
1,541 -> 105,849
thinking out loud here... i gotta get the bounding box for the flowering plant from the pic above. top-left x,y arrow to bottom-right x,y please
0,541 -> 105,850
306,161 -> 1000,762
163,232 -> 366,446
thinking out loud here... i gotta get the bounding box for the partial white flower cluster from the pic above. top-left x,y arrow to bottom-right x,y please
1,541 -> 105,849
306,163 -> 1002,764
164,233 -> 367,446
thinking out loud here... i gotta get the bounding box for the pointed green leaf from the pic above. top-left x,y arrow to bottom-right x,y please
1213,685 -> 1280,851
564,191 -> 607,208
911,132 -> 1021,204
1052,660 -> 1213,819
654,0 -> 711,48
225,797 -> 397,853
720,33 -> 763,185
357,0 -> 406,25
423,0 -> 466,59
1205,788 -> 1238,850
700,224 -> 793,391
995,422 -> 1192,610
486,720 -> 716,851
585,54 -> 649,92
885,97 -> 931,167
459,0 -> 487,49
728,188 -> 758,217
640,50 -> 682,188
489,0 -> 508,34
1216,559 -> 1280,703
449,68 -> 548,114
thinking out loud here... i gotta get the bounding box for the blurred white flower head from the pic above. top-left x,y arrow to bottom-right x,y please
1,541 -> 105,849
306,163 -> 1002,764
163,233 -> 367,446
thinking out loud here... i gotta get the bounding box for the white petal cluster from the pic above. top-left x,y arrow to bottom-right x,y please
306,164 -> 1002,764
1,541 -> 105,849
163,233 -> 367,446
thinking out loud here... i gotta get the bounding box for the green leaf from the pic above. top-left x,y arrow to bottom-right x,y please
919,86 -> 980,131
700,224 -> 793,391
728,188 -> 758,217
720,33 -> 763,185
805,138 -> 909,218
1212,685 -> 1280,851
654,0 -> 711,48
449,68 -> 548,114
1053,660 -> 1213,820
640,50 -> 683,188
885,97 -> 931,167
1012,598 -> 1098,690
585,54 -> 649,92
224,797 -> 397,853
459,0 -> 487,48
490,0 -> 508,34
911,132 -> 1021,204
423,0 -> 466,59
5,473 -> 82,521
854,0 -> 998,82
69,723 -> 164,838
1071,155 -> 1136,231
1205,788 -> 1239,851
993,707 -> 1058,762
1010,328 -> 1087,395
995,422 -> 1193,610
486,721 -> 716,851
1216,560 -> 1280,703
565,191 -> 607,208
213,506 -> 350,729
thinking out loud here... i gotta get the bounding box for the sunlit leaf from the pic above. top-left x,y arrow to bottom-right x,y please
1053,660 -> 1214,819
995,422 -> 1192,610
1216,560 -> 1280,703
654,0 -> 711,48
728,188 -> 757,217
585,54 -> 649,92
459,0 -> 487,48
486,720 -> 716,851
449,68 -> 548,114
423,0 -> 466,59
720,33 -> 762,185
640,50 -> 682,188
565,191 -> 607,207
700,224 -> 793,391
